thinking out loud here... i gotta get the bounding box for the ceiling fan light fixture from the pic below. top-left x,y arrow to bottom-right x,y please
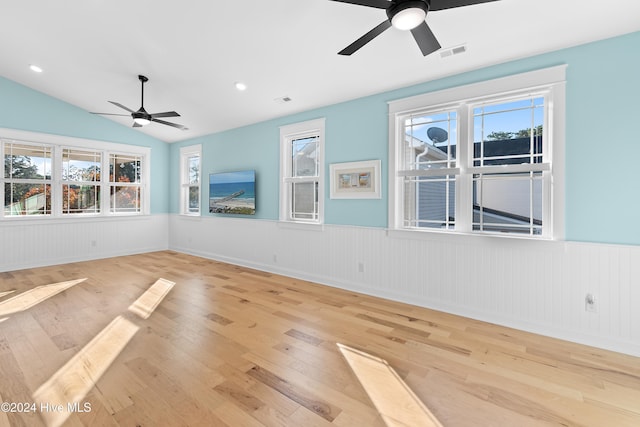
133,117 -> 151,126
389,1 -> 428,31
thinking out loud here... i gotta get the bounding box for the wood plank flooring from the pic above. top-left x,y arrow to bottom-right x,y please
0,251 -> 639,426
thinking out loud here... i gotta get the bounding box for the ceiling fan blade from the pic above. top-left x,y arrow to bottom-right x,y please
149,111 -> 181,119
151,118 -> 188,130
430,0 -> 499,11
108,101 -> 135,113
90,112 -> 130,117
329,0 -> 390,9
339,20 -> 392,55
411,22 -> 441,56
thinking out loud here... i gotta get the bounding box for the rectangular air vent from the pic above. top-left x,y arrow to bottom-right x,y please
440,44 -> 467,58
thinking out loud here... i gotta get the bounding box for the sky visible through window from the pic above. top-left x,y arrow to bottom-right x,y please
406,97 -> 544,148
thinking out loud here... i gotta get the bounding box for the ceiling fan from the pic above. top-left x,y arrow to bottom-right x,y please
331,0 -> 499,56
92,75 -> 187,130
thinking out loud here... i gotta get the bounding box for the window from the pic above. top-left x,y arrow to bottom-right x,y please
471,97 -> 545,235
62,148 -> 101,214
1,129 -> 150,218
279,118 -> 325,223
3,141 -> 52,215
389,66 -> 565,239
179,145 -> 201,215
109,153 -> 142,214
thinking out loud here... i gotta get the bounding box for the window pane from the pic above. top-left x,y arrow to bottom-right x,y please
110,186 -> 140,213
188,156 -> 199,185
4,142 -> 51,179
472,172 -> 542,235
291,136 -> 319,177
188,185 -> 199,213
404,175 -> 455,229
404,111 -> 456,170
291,181 -> 318,220
63,149 -> 101,181
4,183 -> 51,215
473,97 -> 544,166
110,154 -> 141,183
63,185 -> 100,214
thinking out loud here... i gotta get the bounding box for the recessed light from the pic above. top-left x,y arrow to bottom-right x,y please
235,82 -> 247,91
29,64 -> 43,73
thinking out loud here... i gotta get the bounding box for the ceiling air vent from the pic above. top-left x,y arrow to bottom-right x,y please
274,96 -> 292,104
440,44 -> 467,58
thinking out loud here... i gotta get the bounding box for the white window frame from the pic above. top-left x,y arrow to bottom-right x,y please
279,118 -> 325,225
60,147 -> 102,215
388,66 -> 566,239
0,128 -> 151,219
179,144 -> 201,216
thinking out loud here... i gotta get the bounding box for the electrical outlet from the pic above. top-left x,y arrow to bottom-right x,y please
273,254 -> 278,263
585,293 -> 597,313
358,262 -> 364,273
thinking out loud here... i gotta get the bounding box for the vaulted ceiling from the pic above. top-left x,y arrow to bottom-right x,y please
2,0 -> 639,142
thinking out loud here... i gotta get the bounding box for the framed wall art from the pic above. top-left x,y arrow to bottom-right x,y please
329,160 -> 381,199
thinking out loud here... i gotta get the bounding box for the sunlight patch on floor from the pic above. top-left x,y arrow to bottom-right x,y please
0,279 -> 86,317
33,315 -> 139,427
0,290 -> 16,298
128,278 -> 175,319
337,343 -> 443,427
32,278 -> 175,427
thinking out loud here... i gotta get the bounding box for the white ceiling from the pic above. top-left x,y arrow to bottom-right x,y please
2,0 -> 640,143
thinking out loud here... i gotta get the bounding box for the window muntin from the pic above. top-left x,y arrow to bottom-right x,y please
3,141 -> 52,215
389,67 -> 565,239
279,119 -> 324,224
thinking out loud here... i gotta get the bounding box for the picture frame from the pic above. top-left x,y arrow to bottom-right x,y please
209,170 -> 256,215
329,160 -> 381,199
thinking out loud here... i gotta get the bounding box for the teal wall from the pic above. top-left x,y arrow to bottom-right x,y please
172,30 -> 640,245
0,77 -> 169,213
2,31 -> 638,244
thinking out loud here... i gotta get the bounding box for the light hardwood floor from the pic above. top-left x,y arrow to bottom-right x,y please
0,251 -> 639,426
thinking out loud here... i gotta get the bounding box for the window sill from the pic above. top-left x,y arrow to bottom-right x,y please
386,227 -> 557,245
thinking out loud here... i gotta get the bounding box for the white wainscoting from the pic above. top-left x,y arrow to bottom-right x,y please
0,214 -> 169,272
169,214 -> 640,357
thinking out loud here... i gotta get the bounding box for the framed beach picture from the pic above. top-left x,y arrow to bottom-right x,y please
209,170 -> 256,215
329,160 -> 381,199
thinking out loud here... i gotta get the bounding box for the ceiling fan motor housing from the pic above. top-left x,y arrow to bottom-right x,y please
132,108 -> 151,121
